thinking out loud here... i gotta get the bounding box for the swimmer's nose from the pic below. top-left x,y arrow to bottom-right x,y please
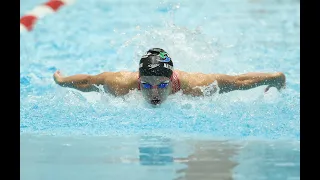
151,88 -> 159,96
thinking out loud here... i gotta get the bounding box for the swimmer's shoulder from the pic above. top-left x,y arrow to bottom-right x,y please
112,71 -> 139,89
174,70 -> 191,89
174,70 -> 213,89
101,71 -> 138,95
173,70 -> 188,79
101,71 -> 137,81
174,69 -> 205,77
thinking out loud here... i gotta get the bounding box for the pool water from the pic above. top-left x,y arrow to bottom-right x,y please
20,0 -> 300,179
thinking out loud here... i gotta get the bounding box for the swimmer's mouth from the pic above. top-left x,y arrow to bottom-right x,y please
151,99 -> 161,105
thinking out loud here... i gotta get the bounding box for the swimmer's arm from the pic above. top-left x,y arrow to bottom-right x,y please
210,72 -> 286,94
179,71 -> 285,95
53,71 -> 111,92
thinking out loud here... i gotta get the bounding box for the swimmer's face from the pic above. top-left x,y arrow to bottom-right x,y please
140,76 -> 171,106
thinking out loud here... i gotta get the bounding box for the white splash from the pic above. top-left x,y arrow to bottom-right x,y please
194,80 -> 220,96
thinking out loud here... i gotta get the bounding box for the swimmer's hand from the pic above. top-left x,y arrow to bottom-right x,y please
264,72 -> 286,92
53,70 -> 64,84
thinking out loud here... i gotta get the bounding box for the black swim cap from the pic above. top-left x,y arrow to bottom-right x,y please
139,48 -> 174,78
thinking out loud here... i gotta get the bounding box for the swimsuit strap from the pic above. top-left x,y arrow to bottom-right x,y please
138,75 -> 141,90
170,71 -> 181,93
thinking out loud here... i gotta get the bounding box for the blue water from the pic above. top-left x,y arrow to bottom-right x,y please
20,0 -> 300,179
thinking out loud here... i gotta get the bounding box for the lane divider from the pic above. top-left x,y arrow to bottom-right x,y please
20,0 -> 75,33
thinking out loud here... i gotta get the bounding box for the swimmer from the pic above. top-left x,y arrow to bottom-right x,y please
53,48 -> 286,105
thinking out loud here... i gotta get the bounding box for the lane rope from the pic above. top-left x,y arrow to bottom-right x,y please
20,0 -> 75,33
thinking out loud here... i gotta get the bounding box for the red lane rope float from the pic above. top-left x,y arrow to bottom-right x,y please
20,0 -> 75,33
